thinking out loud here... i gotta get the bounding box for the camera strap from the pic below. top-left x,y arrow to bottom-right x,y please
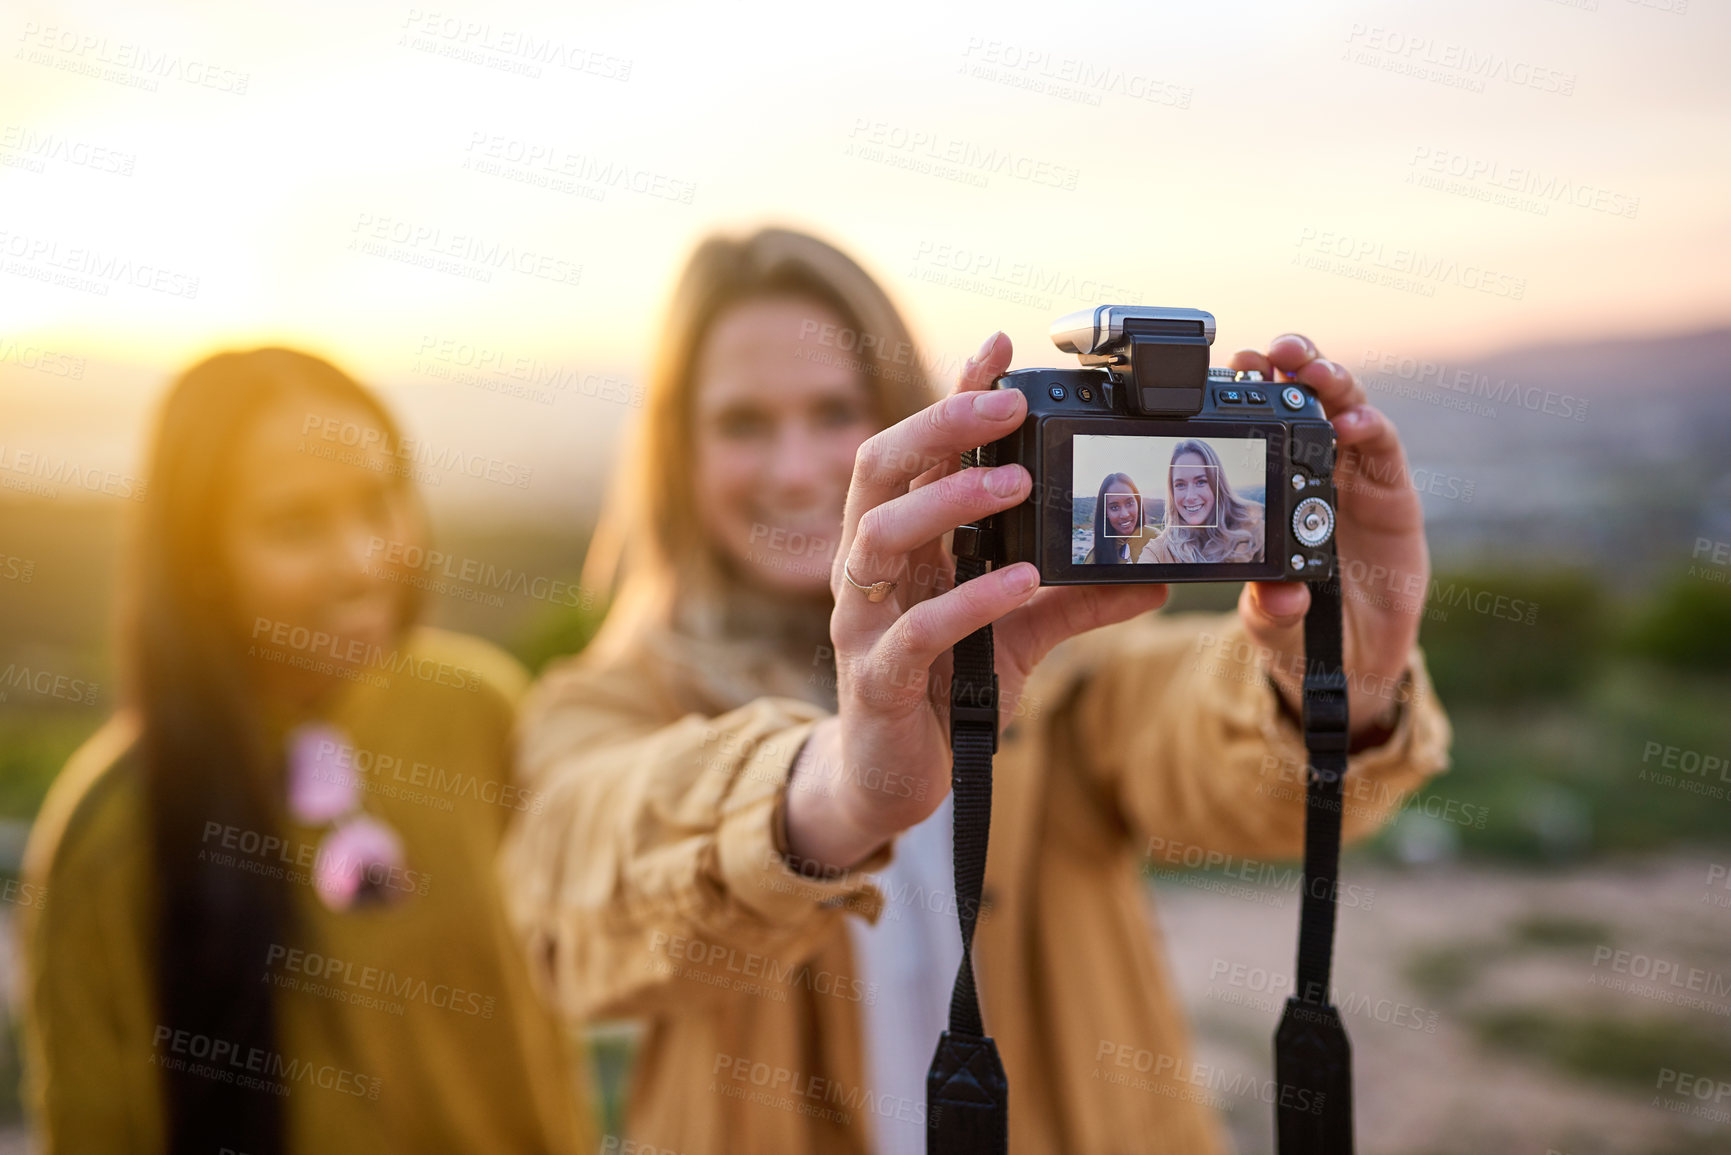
928,443 -> 1009,1155
1274,577 -> 1354,1154
931,465 -> 1353,1155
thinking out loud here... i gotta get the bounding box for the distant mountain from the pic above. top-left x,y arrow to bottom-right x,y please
1360,327 -> 1731,588
5,328 -> 1725,591
1461,328 -> 1731,399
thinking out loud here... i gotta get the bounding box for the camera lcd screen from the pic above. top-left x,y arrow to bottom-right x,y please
1072,433 -> 1269,567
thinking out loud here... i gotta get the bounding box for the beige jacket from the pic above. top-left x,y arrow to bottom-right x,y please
501,610 -> 1451,1154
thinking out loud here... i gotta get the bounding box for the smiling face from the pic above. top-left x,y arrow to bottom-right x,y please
1170,453 -> 1217,526
1103,492 -> 1139,536
221,396 -> 417,707
690,296 -> 878,596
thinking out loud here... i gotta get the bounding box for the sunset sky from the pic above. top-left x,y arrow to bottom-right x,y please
3,0 -> 1727,514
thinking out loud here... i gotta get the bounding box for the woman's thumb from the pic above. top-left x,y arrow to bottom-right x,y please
1237,581 -> 1311,675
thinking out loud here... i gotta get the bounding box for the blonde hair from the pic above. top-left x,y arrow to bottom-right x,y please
1145,438 -> 1264,564
578,227 -> 934,702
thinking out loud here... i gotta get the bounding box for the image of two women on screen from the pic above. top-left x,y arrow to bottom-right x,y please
1075,435 -> 1267,566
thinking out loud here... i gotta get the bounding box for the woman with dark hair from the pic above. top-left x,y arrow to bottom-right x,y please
1138,438 -> 1266,564
1081,470 -> 1158,564
500,227 -> 1452,1153
20,349 -> 591,1153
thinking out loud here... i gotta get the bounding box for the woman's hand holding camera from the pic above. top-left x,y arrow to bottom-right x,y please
1231,336 -> 1427,742
783,333 -> 1168,872
783,330 -> 1429,871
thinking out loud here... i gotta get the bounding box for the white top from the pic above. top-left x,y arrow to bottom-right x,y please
845,794 -> 966,1155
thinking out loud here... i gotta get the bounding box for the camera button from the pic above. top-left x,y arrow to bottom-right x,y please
1076,386 -> 1095,403
1218,388 -> 1244,404
1280,385 -> 1307,410
1245,388 -> 1268,405
1048,385 -> 1067,402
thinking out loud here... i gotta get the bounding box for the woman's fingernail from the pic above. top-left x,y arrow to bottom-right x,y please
1276,333 -> 1315,356
973,388 -> 1022,419
984,463 -> 1024,497
976,332 -> 1002,362
1003,564 -> 1038,593
1336,406 -> 1364,427
1313,358 -> 1340,377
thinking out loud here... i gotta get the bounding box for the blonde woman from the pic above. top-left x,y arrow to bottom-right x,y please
501,227 -> 1452,1154
1139,438 -> 1266,564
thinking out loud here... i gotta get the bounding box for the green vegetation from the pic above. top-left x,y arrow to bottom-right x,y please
0,710 -> 97,827
1373,566 -> 1731,864
1404,915 -> 1616,1005
1420,570 -> 1606,705
1161,566 -> 1731,865
1508,914 -> 1615,950
0,1021 -> 18,1126
507,593 -> 611,676
586,1024 -> 640,1145
1469,1007 -> 1731,1092
1626,570 -> 1731,672
3,567 -> 1725,871
1402,943 -> 1488,1004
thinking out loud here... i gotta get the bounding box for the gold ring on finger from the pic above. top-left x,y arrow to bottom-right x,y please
843,561 -> 898,604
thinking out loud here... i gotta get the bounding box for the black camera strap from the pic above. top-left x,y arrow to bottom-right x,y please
931,467 -> 1354,1155
928,444 -> 1009,1155
1274,577 -> 1354,1154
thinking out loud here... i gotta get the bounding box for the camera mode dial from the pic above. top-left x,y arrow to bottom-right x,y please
1292,496 -> 1335,548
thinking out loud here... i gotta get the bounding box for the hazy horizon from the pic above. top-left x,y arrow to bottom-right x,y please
7,0 -> 1730,466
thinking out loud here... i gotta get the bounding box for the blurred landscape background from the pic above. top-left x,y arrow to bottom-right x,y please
4,0 -> 1731,1152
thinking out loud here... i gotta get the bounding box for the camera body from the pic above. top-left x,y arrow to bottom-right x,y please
974,306 -> 1338,584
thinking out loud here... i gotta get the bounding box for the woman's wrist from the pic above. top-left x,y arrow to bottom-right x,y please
1268,665 -> 1410,751
782,716 -> 893,874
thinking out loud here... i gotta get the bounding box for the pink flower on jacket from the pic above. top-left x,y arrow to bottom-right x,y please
313,815 -> 407,912
286,723 -> 358,825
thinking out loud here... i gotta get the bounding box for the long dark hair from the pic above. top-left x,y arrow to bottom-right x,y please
1091,471 -> 1143,564
124,349 -> 412,1154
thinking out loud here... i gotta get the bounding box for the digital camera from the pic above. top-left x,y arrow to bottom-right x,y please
971,306 -> 1339,585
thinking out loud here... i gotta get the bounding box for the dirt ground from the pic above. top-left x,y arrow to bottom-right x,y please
1153,854 -> 1731,1155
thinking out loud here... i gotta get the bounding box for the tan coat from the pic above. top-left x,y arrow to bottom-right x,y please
501,610 -> 1451,1153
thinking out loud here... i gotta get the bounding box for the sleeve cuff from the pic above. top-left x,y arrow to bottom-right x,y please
1345,644 -> 1451,783
714,719 -> 887,926
1256,641 -> 1453,787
